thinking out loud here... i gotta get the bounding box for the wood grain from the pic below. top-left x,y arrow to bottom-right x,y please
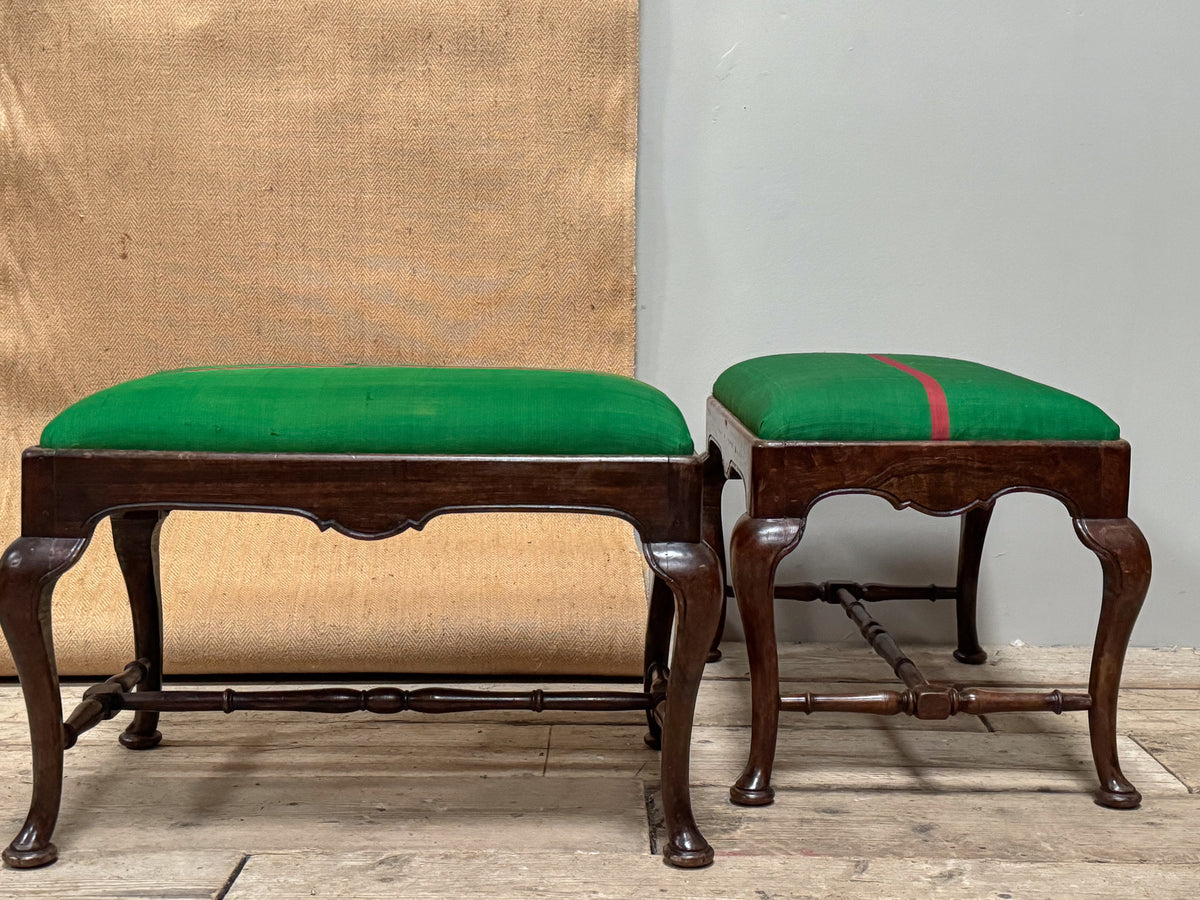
0,849 -> 245,899
1,643 -> 1197,895
659,786 -> 1200,865
0,774 -> 649,856
221,851 -> 1200,900
1125,711 -> 1200,793
547,725 -> 1183,795
0,722 -> 553,778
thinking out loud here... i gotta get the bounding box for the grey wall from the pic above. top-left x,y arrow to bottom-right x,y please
636,1 -> 1200,646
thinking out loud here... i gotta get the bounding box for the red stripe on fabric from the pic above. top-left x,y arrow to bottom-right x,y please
869,355 -> 951,440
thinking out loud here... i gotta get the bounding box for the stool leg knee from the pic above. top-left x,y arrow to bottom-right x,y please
953,504 -> 993,666
112,512 -> 168,750
0,536 -> 88,868
645,541 -> 722,868
728,516 -> 803,807
1075,517 -> 1151,809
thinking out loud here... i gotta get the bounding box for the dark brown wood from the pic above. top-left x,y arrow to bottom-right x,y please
0,536 -> 89,869
789,583 -> 1095,720
705,397 -> 756,487
764,583 -> 823,602
642,575 -> 675,749
707,396 -> 1131,521
111,511 -> 168,750
771,582 -> 955,603
22,449 -> 700,544
702,449 -> 728,662
954,687 -> 1090,716
830,586 -> 957,720
851,583 -> 956,603
1075,517 -> 1152,809
708,396 -> 1150,812
779,691 -> 911,715
954,504 -> 993,665
2,445 -> 721,869
833,587 -> 927,690
77,681 -> 663,715
727,514 -> 803,808
645,540 -> 723,868
63,659 -> 151,748
779,688 -> 1090,717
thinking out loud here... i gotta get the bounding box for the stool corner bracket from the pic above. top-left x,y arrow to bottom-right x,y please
0,535 -> 91,592
1073,517 -> 1151,583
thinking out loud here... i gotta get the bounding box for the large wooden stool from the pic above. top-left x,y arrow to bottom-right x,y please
704,353 -> 1151,809
0,365 -> 722,869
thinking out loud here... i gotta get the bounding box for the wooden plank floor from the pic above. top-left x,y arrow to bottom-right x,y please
0,643 -> 1197,899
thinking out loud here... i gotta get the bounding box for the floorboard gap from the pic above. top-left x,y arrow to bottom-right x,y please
214,853 -> 250,900
1127,733 -> 1194,793
643,782 -> 662,856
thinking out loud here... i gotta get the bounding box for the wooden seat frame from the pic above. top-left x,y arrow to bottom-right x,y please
0,447 -> 723,869
703,397 -> 1151,809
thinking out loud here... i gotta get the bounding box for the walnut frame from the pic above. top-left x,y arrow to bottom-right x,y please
704,396 -> 1151,810
1,448 -> 723,870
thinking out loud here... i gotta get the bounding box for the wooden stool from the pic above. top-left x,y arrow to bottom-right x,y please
0,365 -> 722,869
703,353 -> 1151,809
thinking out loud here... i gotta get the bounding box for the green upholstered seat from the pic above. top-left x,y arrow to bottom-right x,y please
41,365 -> 695,456
713,353 -> 1119,442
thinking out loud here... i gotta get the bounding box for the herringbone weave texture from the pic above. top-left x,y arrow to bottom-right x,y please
1,2 -> 644,675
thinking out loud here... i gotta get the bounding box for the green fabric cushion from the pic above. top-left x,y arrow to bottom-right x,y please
713,353 -> 1119,442
41,365 -> 695,456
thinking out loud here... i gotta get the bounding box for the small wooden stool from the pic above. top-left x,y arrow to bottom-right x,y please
704,353 -> 1151,809
0,365 -> 722,869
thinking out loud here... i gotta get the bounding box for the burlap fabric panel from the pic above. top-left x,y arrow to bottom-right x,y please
1,2 -> 645,675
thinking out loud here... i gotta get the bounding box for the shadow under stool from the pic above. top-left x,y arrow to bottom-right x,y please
702,353 -> 1151,809
0,365 -> 723,869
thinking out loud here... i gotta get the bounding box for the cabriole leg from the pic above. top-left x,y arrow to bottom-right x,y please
728,515 -> 803,807
112,511 -> 168,750
645,541 -> 722,868
0,536 -> 89,869
954,504 -> 993,665
1075,517 -> 1151,809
